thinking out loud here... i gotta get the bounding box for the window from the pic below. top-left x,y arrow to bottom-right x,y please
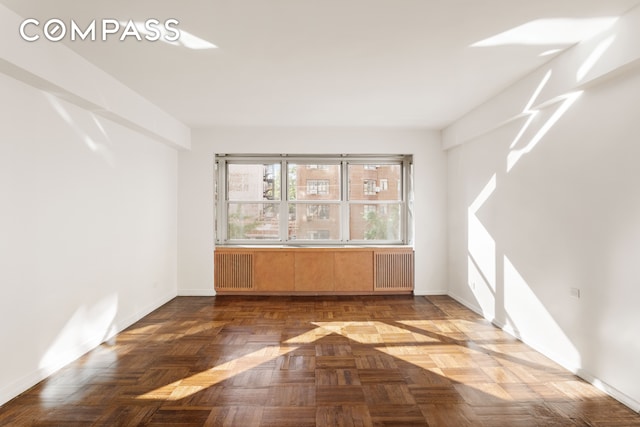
216,155 -> 412,245
306,179 -> 330,196
224,163 -> 281,240
348,163 -> 403,241
363,179 -> 377,195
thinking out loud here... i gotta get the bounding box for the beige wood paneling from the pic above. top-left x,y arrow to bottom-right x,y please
295,251 -> 334,291
254,251 -> 295,292
334,251 -> 373,292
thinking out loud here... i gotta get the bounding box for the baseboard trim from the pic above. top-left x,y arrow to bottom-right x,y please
177,288 -> 216,296
576,369 -> 640,412
446,291 -> 484,316
114,291 -> 177,339
447,292 -> 640,413
0,290 -> 177,407
490,317 -> 579,377
414,289 -> 448,296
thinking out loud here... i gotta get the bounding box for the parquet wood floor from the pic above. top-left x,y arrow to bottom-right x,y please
1,295 -> 639,426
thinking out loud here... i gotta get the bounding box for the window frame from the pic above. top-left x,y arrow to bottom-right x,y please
215,154 -> 412,246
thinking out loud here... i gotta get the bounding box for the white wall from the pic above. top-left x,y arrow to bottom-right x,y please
178,127 -> 447,296
446,20 -> 640,411
0,72 -> 178,406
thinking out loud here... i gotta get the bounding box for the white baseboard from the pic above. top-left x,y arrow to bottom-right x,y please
0,370 -> 43,407
177,288 -> 216,296
490,317 -> 579,377
576,369 -> 640,412
414,289 -> 448,296
446,291 -> 484,315
447,292 -> 640,413
114,291 -> 177,337
0,290 -> 176,407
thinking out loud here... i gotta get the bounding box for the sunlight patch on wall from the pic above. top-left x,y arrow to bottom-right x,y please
174,29 -> 218,50
43,93 -> 116,167
468,174 -> 496,215
540,48 -> 564,57
505,69 -> 554,155
503,255 -> 580,369
522,70 -> 552,115
472,17 -> 618,47
507,91 -> 583,172
39,294 -> 119,377
577,34 -> 616,82
467,173 -> 497,315
467,254 -> 495,319
129,21 -> 217,50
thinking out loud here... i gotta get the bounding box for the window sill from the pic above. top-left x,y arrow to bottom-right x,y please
215,244 -> 412,249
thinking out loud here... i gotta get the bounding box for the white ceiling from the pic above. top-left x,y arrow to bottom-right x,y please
3,0 -> 639,129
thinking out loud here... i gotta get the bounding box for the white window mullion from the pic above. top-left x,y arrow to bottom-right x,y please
403,157 -> 412,246
341,160 -> 349,242
217,158 -> 227,244
279,159 -> 288,242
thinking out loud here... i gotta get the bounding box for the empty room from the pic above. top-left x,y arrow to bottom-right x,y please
1,0 -> 639,425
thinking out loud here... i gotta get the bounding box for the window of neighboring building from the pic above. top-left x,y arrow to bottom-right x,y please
306,179 -> 330,195
363,179 -> 377,195
215,155 -> 412,245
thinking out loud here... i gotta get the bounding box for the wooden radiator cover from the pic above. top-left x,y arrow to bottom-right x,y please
214,247 -> 414,295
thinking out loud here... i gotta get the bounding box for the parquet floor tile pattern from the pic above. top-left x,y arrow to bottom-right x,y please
1,295 -> 639,426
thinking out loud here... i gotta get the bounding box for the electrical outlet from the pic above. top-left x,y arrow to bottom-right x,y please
570,287 -> 580,299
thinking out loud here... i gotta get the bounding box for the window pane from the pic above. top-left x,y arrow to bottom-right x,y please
228,163 -> 280,201
288,203 -> 340,240
348,164 -> 401,201
227,203 -> 279,240
349,204 -> 401,241
288,163 -> 340,201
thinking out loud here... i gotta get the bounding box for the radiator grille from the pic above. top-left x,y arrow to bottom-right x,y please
374,251 -> 414,291
214,252 -> 254,290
